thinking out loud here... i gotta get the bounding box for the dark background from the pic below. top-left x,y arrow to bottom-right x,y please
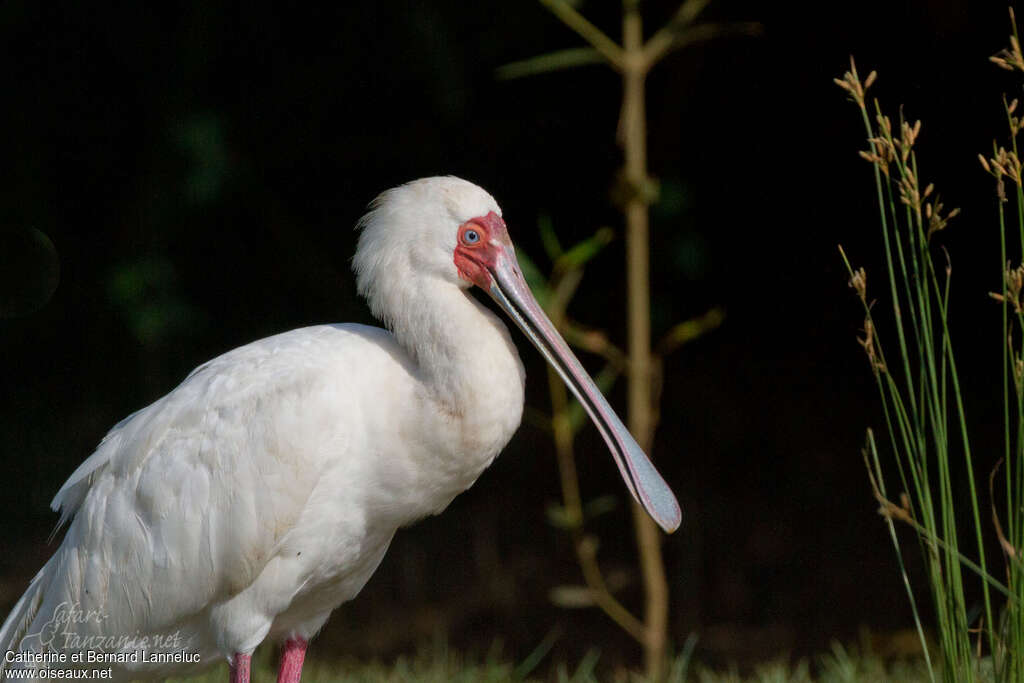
0,0 -> 1017,672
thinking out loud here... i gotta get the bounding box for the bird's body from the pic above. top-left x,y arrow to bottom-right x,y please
1,177 -> 678,682
4,320 -> 521,680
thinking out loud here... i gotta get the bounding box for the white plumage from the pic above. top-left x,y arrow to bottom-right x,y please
1,177 -> 678,682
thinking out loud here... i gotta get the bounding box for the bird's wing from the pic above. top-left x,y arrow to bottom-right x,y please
36,324 -> 413,642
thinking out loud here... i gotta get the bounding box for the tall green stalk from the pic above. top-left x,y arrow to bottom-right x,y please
500,2 -> 756,678
836,61 -> 994,682
518,221 -> 723,679
838,15 -> 1024,676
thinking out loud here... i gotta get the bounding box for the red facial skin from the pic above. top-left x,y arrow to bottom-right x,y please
453,211 -> 509,290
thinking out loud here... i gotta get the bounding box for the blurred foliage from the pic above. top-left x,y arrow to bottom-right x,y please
107,256 -> 206,347
163,637 -> 942,682
496,46 -> 605,80
546,494 -> 618,531
175,113 -> 230,206
518,223 -> 621,433
653,178 -> 709,281
0,227 -> 59,318
519,220 -> 615,295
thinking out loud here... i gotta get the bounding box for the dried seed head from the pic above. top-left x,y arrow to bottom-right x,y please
871,135 -> 895,158
860,136 -> 895,176
893,119 -> 922,162
1011,116 -> 1024,138
925,198 -> 959,241
992,32 -> 1024,73
1009,262 -> 1024,312
1009,332 -> 1024,392
988,148 -> 1022,186
992,26 -> 1024,73
835,58 -> 875,109
1007,150 -> 1021,184
993,262 -> 1024,314
898,170 -> 921,210
858,317 -> 886,374
909,120 -> 921,146
877,114 -> 893,137
988,150 -> 1006,177
848,266 -> 867,302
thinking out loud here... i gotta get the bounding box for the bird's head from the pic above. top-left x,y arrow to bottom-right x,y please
354,176 -> 681,534
354,176 -> 511,295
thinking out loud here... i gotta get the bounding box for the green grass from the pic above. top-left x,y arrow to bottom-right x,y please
167,641 -> 939,683
833,11 -> 1024,681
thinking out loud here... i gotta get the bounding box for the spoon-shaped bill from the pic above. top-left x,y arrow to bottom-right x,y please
486,246 -> 681,533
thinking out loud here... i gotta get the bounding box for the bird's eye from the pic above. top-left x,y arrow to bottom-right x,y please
463,229 -> 480,244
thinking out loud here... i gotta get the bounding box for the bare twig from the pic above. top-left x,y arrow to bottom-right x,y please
563,323 -> 629,370
523,1 -> 753,677
496,46 -> 604,80
643,0 -> 712,67
645,21 -> 762,68
545,298 -> 647,645
538,0 -> 625,70
655,308 -> 725,357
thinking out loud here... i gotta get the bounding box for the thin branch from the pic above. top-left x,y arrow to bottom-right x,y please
563,322 -> 629,371
655,307 -> 725,357
643,0 -> 713,68
645,20 -> 763,67
546,319 -> 645,645
549,268 -> 584,316
575,535 -> 647,643
538,0 -> 625,70
496,46 -> 604,80
671,0 -> 714,27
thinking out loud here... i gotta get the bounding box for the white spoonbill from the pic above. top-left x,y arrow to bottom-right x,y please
0,176 -> 680,683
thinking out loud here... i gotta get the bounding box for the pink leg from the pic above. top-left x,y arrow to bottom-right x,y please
277,637 -> 308,683
230,653 -> 251,683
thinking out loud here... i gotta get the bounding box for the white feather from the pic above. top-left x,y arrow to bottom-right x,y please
1,177 -> 525,680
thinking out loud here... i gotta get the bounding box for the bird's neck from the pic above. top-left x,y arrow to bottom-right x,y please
364,275 -> 526,522
391,280 -> 524,417
384,280 -> 523,496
